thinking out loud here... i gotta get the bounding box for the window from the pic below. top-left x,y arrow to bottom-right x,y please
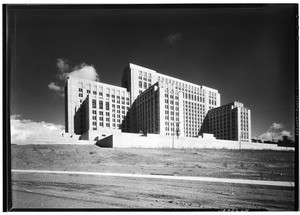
99,92 -> 103,96
99,101 -> 103,109
93,91 -> 96,95
92,99 -> 96,108
139,81 -> 142,88
143,82 -> 147,89
79,93 -> 83,97
79,88 -> 83,92
99,111 -> 103,115
106,102 -> 109,110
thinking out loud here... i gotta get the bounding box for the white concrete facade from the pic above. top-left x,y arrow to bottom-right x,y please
65,76 -> 130,135
95,133 -> 292,151
121,63 -> 221,137
201,101 -> 251,142
66,63 -> 251,143
135,82 -> 185,136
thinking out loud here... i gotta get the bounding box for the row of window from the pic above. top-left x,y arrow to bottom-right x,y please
78,86 -> 128,97
138,70 -> 152,78
139,81 -> 152,89
158,76 -> 206,93
92,122 -> 130,129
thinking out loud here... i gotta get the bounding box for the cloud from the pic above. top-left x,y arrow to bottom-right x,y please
48,82 -> 61,91
56,58 -> 70,74
166,33 -> 182,45
281,130 -> 291,137
10,115 -> 65,144
270,122 -> 284,130
69,63 -> 99,81
55,58 -> 71,81
257,122 -> 291,141
48,82 -> 64,96
48,58 -> 100,97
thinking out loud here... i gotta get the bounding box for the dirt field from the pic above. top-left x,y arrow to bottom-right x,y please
11,171 -> 295,210
11,144 -> 295,181
10,144 -> 296,210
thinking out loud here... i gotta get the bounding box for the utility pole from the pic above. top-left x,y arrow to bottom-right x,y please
239,132 -> 242,151
172,133 -> 174,149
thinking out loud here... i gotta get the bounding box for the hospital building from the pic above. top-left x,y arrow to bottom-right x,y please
65,63 -> 251,142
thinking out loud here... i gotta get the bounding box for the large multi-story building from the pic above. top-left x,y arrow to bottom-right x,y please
121,63 -> 220,137
65,63 -> 250,142
135,82 -> 184,136
200,101 -> 251,142
65,76 -> 131,135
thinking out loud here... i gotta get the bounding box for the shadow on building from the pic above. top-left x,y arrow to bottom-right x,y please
73,98 -> 88,136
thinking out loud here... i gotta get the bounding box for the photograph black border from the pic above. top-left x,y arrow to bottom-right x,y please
3,3 -> 299,212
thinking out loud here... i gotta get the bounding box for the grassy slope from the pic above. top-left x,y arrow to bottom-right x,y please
11,144 -> 295,182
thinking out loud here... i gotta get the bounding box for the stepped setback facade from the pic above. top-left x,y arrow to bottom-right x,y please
65,63 -> 251,142
200,101 -> 251,142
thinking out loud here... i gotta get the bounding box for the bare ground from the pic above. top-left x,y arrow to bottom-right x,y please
11,144 -> 295,181
10,144 -> 296,210
12,172 -> 295,210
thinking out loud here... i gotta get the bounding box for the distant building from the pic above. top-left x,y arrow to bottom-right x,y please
200,101 -> 251,142
65,63 -> 250,142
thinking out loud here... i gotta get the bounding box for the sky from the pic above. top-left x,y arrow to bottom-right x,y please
9,4 -> 297,142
